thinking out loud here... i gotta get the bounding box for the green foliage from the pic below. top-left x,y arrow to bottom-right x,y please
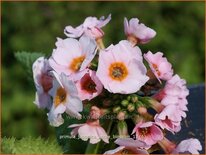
1,137 -> 63,154
14,51 -> 44,80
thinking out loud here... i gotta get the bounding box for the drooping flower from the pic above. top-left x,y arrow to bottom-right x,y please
96,40 -> 149,94
124,17 -> 156,45
64,14 -> 111,39
104,138 -> 149,154
152,74 -> 189,133
132,121 -> 163,145
69,106 -> 109,144
71,69 -> 103,101
32,57 -> 53,109
154,110 -> 181,134
48,72 -> 83,127
49,35 -> 96,76
172,138 -> 202,154
158,137 -> 202,154
144,51 -> 173,82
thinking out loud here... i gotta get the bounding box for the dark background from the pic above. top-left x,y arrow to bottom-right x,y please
2,0 -> 205,148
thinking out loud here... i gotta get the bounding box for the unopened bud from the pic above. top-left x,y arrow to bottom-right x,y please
127,95 -> 131,101
117,121 -> 128,136
127,103 -> 135,112
131,94 -> 138,103
137,106 -> 147,115
117,111 -> 126,121
121,100 -> 129,107
113,106 -> 121,113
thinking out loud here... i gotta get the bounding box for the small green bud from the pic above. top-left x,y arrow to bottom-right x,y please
121,100 -> 129,107
127,103 -> 135,112
113,106 -> 121,113
117,121 -> 128,136
114,100 -> 120,105
127,95 -> 131,101
131,94 -> 138,103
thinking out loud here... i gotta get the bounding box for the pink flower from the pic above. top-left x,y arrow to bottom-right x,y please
49,35 -> 96,76
64,14 -> 111,39
71,69 -> 103,101
144,51 -> 173,82
96,40 -> 149,94
69,106 -> 109,144
154,111 -> 181,134
153,75 -> 189,133
132,121 -> 163,145
124,18 -> 156,44
32,57 -> 53,109
48,72 -> 83,127
172,138 -> 202,154
104,138 -> 149,154
159,137 -> 202,154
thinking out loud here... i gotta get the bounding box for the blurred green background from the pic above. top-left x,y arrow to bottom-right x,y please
2,1 -> 205,140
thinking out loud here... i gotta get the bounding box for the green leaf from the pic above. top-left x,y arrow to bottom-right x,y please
1,137 -> 63,154
14,51 -> 44,81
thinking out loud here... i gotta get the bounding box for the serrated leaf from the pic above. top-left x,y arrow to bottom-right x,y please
14,51 -> 44,82
1,136 -> 63,154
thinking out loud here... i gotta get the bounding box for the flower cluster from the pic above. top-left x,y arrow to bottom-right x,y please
32,15 -> 202,154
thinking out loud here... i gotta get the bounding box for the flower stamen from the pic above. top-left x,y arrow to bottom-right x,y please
69,56 -> 85,72
109,62 -> 128,81
54,87 -> 67,107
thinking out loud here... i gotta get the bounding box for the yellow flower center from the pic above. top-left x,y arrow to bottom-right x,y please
152,63 -> 161,76
109,62 -> 128,81
69,56 -> 85,72
139,127 -> 150,137
54,87 -> 67,107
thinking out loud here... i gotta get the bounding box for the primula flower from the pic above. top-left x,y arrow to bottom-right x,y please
104,138 -> 149,154
96,40 -> 149,94
159,137 -> 202,154
69,106 -> 109,144
48,72 -> 83,127
124,18 -> 156,45
154,109 -> 181,134
144,51 -> 173,82
172,138 -> 202,154
49,35 -> 96,76
72,69 -> 103,101
32,57 -> 53,109
64,14 -> 111,39
132,121 -> 163,145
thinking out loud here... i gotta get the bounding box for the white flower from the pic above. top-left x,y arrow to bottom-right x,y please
47,72 -> 83,127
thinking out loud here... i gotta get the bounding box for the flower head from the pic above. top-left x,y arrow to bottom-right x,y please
96,40 -> 149,94
144,51 -> 173,82
32,57 -> 53,109
69,106 -> 109,144
48,72 -> 83,127
132,121 -> 163,146
124,18 -> 156,45
172,138 -> 202,154
72,69 -> 103,101
64,14 -> 111,39
49,35 -> 96,76
104,138 -> 149,154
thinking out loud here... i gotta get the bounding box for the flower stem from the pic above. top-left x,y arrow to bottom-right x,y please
96,38 -> 105,50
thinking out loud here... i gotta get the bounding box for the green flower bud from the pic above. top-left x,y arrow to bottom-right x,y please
131,94 -> 138,103
117,120 -> 128,136
121,100 -> 129,107
127,95 -> 131,101
127,103 -> 135,112
113,106 -> 121,113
